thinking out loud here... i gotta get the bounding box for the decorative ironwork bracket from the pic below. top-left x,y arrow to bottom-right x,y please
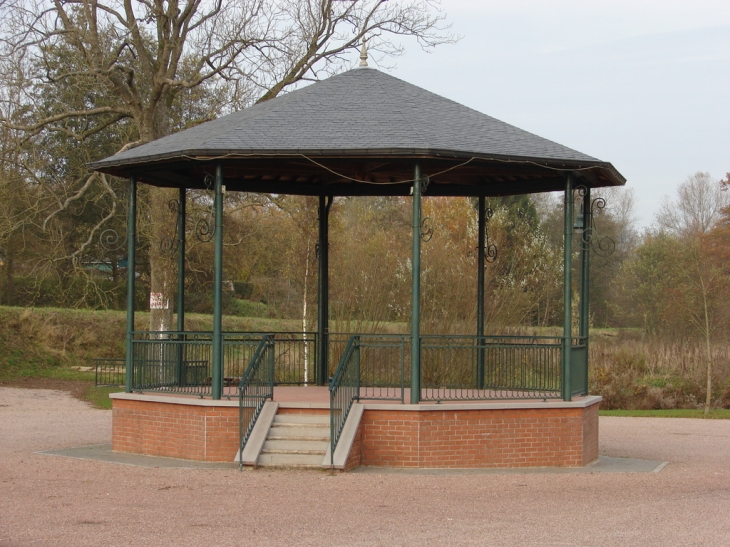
195,174 -> 217,243
415,176 -> 434,242
574,186 -> 615,257
420,217 -> 434,241
482,207 -> 498,263
160,199 -> 181,256
420,175 -> 431,194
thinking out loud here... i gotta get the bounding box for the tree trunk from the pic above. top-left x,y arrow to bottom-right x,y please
148,186 -> 176,334
144,96 -> 177,334
302,235 -> 311,385
703,290 -> 713,415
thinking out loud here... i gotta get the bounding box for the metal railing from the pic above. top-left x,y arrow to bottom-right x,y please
94,358 -> 126,387
238,335 -> 275,467
570,336 -> 589,397
328,333 -> 409,399
129,331 -> 281,395
223,332 -> 273,382
357,334 -> 409,401
420,335 -> 563,401
130,331 -> 213,396
270,332 -> 317,385
125,331 -> 577,402
327,333 -> 354,379
228,331 -> 318,386
329,335 -> 360,466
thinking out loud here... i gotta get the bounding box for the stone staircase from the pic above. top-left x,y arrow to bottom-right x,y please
257,412 -> 330,468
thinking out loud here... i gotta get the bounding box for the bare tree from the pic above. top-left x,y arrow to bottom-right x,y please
657,172 -> 730,237
671,237 -> 729,414
654,173 -> 730,411
0,0 -> 454,328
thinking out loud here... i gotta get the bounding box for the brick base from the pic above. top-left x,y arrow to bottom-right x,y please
350,401 -> 600,468
111,394 -> 600,467
111,395 -> 239,462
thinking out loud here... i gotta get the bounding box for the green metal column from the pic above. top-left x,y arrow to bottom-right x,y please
175,188 -> 186,386
212,165 -> 224,400
410,164 -> 422,404
562,175 -> 574,401
476,195 -> 486,390
317,196 -> 332,386
177,188 -> 186,333
579,186 -> 591,394
125,175 -> 137,393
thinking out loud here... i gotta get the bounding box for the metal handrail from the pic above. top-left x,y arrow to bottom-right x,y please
238,334 -> 275,468
329,335 -> 360,466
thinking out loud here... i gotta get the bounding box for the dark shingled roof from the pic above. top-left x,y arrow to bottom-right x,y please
90,67 -> 625,196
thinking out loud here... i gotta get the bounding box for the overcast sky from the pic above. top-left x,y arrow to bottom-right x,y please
383,0 -> 729,229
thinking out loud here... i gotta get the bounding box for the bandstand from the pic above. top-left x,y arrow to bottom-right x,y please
91,56 -> 624,470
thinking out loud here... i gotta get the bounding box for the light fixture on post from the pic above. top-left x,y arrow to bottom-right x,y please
573,212 -> 585,231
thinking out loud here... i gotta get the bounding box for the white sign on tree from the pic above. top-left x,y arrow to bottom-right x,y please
149,293 -> 169,310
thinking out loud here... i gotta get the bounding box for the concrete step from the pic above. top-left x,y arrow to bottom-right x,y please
262,448 -> 326,457
263,439 -> 328,453
268,425 -> 329,439
268,434 -> 329,443
271,421 -> 329,430
272,414 -> 329,425
257,452 -> 325,467
254,410 -> 333,468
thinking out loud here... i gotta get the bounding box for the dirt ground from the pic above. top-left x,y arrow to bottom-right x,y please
1,386 -> 729,547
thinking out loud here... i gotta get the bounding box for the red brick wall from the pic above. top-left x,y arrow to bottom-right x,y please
112,397 -> 600,468
343,425 -> 363,471
356,403 -> 600,468
112,399 -> 238,462
581,401 -> 599,465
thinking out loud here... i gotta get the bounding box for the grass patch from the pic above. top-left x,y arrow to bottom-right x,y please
84,385 -> 124,410
600,409 -> 730,419
0,353 -> 96,382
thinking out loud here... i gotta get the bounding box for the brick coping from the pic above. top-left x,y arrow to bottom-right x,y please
110,392 -> 601,411
110,392 -> 239,407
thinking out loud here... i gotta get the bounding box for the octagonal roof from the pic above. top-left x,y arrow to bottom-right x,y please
90,67 -> 625,196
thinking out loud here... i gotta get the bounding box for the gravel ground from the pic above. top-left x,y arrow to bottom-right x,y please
1,387 -> 729,547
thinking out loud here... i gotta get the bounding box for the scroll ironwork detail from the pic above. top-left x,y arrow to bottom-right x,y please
99,229 -> 125,252
586,196 -> 616,257
420,175 -> 430,194
420,217 -> 434,242
195,174 -> 216,243
575,186 -> 615,257
482,207 -> 498,264
160,199 -> 181,256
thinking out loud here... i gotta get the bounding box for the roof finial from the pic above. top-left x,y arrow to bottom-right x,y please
359,37 -> 368,67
